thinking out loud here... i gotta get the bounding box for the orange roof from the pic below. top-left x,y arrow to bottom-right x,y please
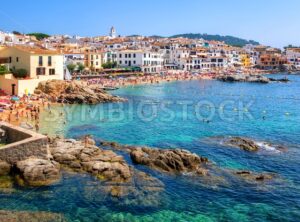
10,45 -> 62,55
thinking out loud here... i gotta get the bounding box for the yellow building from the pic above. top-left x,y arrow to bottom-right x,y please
0,46 -> 64,96
84,49 -> 104,71
240,54 -> 251,67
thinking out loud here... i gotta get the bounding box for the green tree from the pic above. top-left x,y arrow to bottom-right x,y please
12,31 -> 21,35
0,65 -> 8,75
27,33 -> 50,40
77,63 -> 85,73
67,64 -> 76,73
12,68 -> 28,78
102,61 -> 118,69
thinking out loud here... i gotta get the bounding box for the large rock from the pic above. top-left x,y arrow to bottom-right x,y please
16,158 -> 60,186
223,136 -> 260,152
50,138 -> 131,183
35,80 -> 125,104
130,147 -> 208,174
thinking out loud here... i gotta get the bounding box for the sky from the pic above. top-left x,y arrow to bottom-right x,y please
0,0 -> 299,48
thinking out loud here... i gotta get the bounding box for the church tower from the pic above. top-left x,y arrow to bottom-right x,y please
110,26 -> 117,38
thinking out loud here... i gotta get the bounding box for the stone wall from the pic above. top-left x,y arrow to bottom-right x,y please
0,122 -> 48,164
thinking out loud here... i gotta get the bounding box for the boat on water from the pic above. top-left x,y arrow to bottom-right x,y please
101,86 -> 119,91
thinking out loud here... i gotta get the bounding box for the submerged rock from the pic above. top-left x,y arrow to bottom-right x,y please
83,169 -> 164,206
234,170 -> 275,182
15,158 -> 60,186
130,147 -> 208,175
0,210 -> 65,222
35,80 -> 125,105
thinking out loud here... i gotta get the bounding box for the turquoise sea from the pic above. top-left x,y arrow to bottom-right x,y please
1,74 -> 300,221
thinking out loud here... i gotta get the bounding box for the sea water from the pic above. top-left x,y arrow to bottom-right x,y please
1,74 -> 300,221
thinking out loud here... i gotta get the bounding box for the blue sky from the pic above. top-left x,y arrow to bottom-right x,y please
0,0 -> 299,48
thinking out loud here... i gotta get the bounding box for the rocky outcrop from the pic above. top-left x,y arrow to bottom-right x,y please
223,137 -> 260,152
268,77 -> 290,82
130,147 -> 208,175
35,80 -> 125,104
217,74 -> 290,84
15,158 -> 60,186
100,140 -> 209,175
49,138 -> 131,183
0,210 -> 65,222
217,74 -> 270,83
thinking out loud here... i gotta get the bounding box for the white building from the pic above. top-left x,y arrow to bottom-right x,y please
286,48 -> 300,69
116,50 -> 163,73
180,55 -> 228,71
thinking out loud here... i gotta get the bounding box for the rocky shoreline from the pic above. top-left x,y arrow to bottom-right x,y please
0,135 -> 285,215
0,136 -> 280,189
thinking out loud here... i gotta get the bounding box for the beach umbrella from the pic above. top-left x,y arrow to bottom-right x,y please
11,96 -> 20,102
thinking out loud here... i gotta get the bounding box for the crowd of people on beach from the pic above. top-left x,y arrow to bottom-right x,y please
86,70 -> 215,88
0,95 -> 53,132
85,68 -> 266,88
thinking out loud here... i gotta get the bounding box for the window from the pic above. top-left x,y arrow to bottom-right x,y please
38,56 -> 43,66
49,69 -> 55,75
9,57 -> 12,63
36,67 -> 46,75
91,55 -> 94,60
16,57 -> 19,62
133,61 -> 136,64
96,62 -> 99,66
119,54 -> 122,58
48,56 -> 52,66
96,55 -> 99,59
125,54 -> 128,58
133,54 -> 136,58
129,54 -> 131,58
119,61 -> 122,64
125,60 -> 127,64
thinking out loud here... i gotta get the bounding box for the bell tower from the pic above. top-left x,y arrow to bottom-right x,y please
110,26 -> 116,38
